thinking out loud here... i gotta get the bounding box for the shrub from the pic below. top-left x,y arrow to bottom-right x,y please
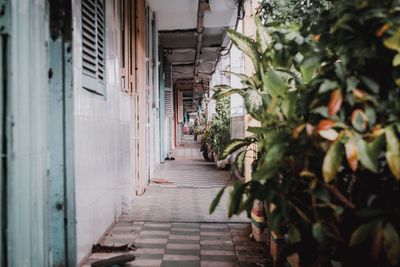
211,1 -> 400,265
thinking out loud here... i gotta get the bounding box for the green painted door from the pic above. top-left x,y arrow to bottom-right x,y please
0,1 -> 76,266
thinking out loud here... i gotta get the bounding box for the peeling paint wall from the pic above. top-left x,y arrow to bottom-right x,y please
72,0 -> 134,262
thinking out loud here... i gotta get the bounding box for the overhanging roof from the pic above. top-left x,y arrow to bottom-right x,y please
148,0 -> 240,111
148,0 -> 238,31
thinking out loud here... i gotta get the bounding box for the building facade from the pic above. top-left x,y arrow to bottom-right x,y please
0,0 -> 240,266
209,0 -> 259,182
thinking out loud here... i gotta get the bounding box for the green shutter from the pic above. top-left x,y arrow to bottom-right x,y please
82,0 -> 106,95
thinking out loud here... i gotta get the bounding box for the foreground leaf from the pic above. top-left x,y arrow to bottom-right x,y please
350,220 -> 377,246
213,85 -> 246,99
352,88 -> 368,100
228,29 -> 260,71
234,150 -> 247,177
318,119 -> 336,131
371,222 -> 384,261
254,16 -> 270,53
245,89 -> 263,113
209,187 -> 226,214
221,138 -> 254,159
288,225 -> 301,243
261,68 -> 289,97
254,140 -> 289,180
228,182 -> 247,217
322,136 -> 344,183
393,53 -> 400,67
328,89 -> 343,116
357,138 -> 379,173
345,136 -> 359,172
312,222 -> 325,243
384,29 -> 400,52
300,55 -> 320,84
319,80 -> 338,93
222,71 -> 249,82
386,152 -> 400,181
351,109 -> 368,132
281,92 -> 297,119
382,222 -> 400,266
385,126 -> 400,180
319,129 -> 339,141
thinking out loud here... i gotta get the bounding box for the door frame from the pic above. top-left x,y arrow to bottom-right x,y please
0,0 -> 10,265
48,0 -> 76,265
158,50 -> 165,163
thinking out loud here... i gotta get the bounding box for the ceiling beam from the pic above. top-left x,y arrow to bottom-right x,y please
159,28 -> 196,34
194,0 -> 206,79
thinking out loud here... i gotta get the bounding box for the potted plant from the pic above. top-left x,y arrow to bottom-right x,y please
203,98 -> 231,168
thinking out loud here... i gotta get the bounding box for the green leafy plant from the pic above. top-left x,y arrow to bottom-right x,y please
204,97 -> 231,158
211,1 -> 400,266
260,0 -> 332,26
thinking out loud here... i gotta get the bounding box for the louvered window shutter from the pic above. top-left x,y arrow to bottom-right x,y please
164,89 -> 173,117
82,0 -> 106,95
164,63 -> 173,117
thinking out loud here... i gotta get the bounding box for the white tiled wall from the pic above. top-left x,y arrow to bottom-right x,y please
72,0 -> 134,262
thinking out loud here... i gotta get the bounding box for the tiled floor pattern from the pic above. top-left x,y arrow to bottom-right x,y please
83,222 -> 267,267
180,134 -> 198,144
82,143 -> 267,266
132,144 -> 243,222
152,158 -> 233,188
173,147 -> 207,158
153,140 -> 233,188
127,187 -> 247,222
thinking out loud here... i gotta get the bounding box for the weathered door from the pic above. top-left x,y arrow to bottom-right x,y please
0,0 -> 10,265
0,1 -> 76,266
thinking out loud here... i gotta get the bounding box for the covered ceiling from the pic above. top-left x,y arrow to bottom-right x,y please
148,0 -> 240,112
148,0 -> 239,31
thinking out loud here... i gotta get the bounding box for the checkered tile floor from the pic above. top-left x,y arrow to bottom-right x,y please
151,159 -> 233,188
131,144 -> 243,222
83,222 -> 267,267
153,140 -> 233,188
127,187 -> 247,223
81,144 -> 268,266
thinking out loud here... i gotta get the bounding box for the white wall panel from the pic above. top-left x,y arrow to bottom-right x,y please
72,0 -> 133,262
7,1 -> 50,266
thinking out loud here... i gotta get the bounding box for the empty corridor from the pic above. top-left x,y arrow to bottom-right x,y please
82,138 -> 267,266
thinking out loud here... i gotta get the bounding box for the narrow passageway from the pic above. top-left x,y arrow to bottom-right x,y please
82,136 -> 267,266
127,136 -> 246,223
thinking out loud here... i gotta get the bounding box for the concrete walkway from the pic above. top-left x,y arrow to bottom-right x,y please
82,138 -> 267,266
